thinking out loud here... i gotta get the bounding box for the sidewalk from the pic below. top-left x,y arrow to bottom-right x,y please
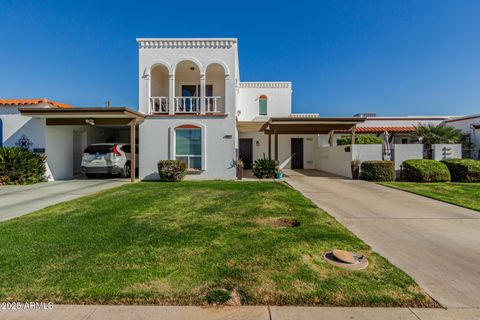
2,305 -> 480,320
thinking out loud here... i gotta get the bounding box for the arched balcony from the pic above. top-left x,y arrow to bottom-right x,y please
150,64 -> 169,113
148,59 -> 227,115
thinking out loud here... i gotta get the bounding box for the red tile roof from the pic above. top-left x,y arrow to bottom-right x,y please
337,126 -> 416,133
0,98 -> 73,109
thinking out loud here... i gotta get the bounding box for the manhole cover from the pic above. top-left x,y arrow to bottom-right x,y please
323,250 -> 368,270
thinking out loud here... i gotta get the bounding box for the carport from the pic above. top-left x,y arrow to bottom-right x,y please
237,117 -> 365,161
20,107 -> 144,182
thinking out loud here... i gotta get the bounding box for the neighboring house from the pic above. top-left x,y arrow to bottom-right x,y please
445,114 -> 480,159
0,38 -> 479,181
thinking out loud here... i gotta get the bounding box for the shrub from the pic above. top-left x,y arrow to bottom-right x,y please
337,135 -> 384,146
359,160 -> 395,181
442,159 -> 480,182
157,160 -> 187,182
252,158 -> 279,179
0,147 -> 46,185
401,159 -> 450,182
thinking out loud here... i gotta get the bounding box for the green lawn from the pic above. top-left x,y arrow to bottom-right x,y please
380,182 -> 480,212
0,181 -> 435,306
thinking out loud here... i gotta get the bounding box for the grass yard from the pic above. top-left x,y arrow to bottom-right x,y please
380,182 -> 480,212
0,181 -> 435,306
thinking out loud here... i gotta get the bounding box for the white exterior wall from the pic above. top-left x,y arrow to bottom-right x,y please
315,146 -> 352,177
433,144 -> 462,161
352,144 -> 382,162
393,144 -> 423,170
0,106 -> 46,150
360,118 -> 446,128
446,116 -> 480,159
237,82 -> 292,121
139,117 -> 236,180
238,132 -> 316,169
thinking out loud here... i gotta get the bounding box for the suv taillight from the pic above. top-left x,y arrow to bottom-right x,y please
113,144 -> 121,157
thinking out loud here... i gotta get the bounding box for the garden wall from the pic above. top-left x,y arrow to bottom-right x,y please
433,144 -> 462,161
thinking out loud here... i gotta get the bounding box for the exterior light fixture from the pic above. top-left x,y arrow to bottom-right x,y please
85,119 -> 95,126
256,141 -> 260,147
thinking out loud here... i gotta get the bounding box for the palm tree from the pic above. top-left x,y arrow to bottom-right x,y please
411,123 -> 462,145
411,124 -> 462,159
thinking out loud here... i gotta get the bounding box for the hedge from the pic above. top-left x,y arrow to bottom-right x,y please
157,160 -> 187,181
0,147 -> 46,185
441,159 -> 480,182
401,159 -> 451,182
359,160 -> 395,181
337,135 -> 384,145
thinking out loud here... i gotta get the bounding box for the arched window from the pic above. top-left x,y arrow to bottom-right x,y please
175,124 -> 202,170
259,95 -> 268,116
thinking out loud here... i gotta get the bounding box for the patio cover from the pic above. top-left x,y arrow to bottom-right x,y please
19,107 -> 144,182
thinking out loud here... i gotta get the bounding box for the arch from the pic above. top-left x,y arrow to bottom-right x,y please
149,59 -> 173,74
150,63 -> 170,112
173,57 -> 203,72
259,94 -> 268,100
204,59 -> 230,76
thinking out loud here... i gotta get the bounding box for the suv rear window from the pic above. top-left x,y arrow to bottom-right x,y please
84,145 -> 114,154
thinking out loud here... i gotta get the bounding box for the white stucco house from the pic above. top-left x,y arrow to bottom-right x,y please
1,38 -> 479,181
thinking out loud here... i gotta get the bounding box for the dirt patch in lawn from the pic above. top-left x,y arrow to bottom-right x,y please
262,217 -> 301,228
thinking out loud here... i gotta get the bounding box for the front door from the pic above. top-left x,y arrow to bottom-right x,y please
239,139 -> 253,169
291,138 -> 304,169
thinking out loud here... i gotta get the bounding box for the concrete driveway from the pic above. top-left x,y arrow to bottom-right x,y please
285,169 -> 480,308
0,178 -> 128,222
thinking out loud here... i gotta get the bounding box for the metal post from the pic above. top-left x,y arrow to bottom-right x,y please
351,125 -> 356,144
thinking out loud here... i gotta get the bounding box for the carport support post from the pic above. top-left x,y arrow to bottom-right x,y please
129,119 -> 136,182
274,130 -> 278,161
268,133 -> 271,160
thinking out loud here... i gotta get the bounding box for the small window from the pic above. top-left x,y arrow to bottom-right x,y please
401,138 -> 408,144
259,95 -> 268,115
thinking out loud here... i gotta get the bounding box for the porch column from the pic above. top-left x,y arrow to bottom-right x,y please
200,73 -> 206,114
169,73 -> 175,115
274,130 -> 278,161
268,133 -> 272,160
351,125 -> 356,144
129,119 -> 137,182
328,130 -> 334,146
146,74 -> 151,114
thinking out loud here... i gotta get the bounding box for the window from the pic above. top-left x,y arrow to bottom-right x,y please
175,126 -> 202,170
259,95 -> 268,115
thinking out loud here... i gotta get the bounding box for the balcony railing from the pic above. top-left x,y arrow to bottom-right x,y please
149,96 -> 224,114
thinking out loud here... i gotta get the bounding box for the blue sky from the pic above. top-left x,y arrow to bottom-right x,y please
1,0 -> 479,116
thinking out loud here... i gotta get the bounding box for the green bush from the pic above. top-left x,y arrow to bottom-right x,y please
157,160 -> 187,182
401,159 -> 451,182
0,147 -> 46,185
442,159 -> 480,182
337,135 -> 384,146
359,160 -> 395,181
252,158 -> 279,179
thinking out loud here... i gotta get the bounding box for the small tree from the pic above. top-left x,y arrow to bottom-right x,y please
411,124 -> 462,145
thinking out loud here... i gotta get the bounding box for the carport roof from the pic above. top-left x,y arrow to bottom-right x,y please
19,107 -> 144,125
238,117 -> 366,134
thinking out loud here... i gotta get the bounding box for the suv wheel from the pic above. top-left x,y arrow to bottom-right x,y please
122,163 -> 131,178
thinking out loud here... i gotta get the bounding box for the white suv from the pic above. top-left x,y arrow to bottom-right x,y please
81,143 -> 137,178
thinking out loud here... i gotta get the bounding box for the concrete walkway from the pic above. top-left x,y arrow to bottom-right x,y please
285,169 -> 480,308
1,305 -> 480,320
0,178 -> 128,222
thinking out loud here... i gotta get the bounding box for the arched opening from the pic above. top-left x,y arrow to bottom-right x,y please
205,63 -> 226,113
174,124 -> 203,170
175,60 -> 201,113
150,64 -> 169,113
259,95 -> 268,116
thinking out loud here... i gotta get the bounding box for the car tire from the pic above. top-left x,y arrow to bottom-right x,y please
122,163 -> 131,178
86,173 -> 97,179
